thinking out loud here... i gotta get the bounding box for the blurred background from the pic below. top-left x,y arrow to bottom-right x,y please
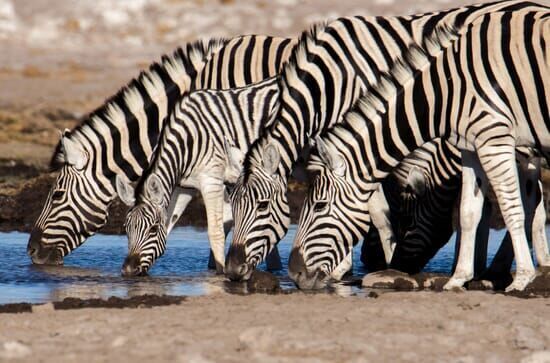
1,0 -> 546,233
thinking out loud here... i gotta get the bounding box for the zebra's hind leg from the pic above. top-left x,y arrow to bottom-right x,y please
201,181 -> 227,274
477,144 -> 535,292
526,161 -> 550,267
444,151 -> 487,290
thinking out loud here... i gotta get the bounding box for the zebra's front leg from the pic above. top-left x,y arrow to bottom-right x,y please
444,151 -> 486,290
368,185 -> 396,265
201,182 -> 227,274
477,144 -> 535,292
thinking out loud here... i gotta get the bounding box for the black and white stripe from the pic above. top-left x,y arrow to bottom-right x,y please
227,1 -> 536,281
27,35 -> 296,265
290,7 -> 550,291
116,77 -> 280,276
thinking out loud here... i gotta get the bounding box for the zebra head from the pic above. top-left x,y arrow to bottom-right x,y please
117,174 -> 168,276
28,132 -> 110,265
289,138 -> 372,289
225,142 -> 290,281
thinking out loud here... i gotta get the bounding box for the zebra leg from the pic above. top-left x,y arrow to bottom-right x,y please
444,151 -> 486,290
477,144 -> 535,292
201,182 -> 227,274
368,185 -> 396,265
166,187 -> 195,233
524,159 -> 550,267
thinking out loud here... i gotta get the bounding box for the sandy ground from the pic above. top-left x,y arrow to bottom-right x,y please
0,292 -> 549,363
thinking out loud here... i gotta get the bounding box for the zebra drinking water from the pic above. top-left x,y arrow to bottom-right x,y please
27,36 -> 295,266
288,7 -> 550,292
225,1 -> 536,281
115,77 -> 280,275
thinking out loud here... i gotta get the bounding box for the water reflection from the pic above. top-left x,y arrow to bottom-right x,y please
0,225 -> 518,304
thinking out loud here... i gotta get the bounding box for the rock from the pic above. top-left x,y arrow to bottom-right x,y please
361,269 -> 419,290
521,351 -> 550,363
0,341 -> 31,359
32,302 -> 55,313
246,270 -> 280,293
514,326 -> 546,351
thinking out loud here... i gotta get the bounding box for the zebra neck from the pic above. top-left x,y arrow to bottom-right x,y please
56,40 -> 228,196
334,27 -> 461,183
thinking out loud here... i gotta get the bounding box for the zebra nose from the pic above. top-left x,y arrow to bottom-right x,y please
225,262 -> 250,282
225,244 -> 251,281
27,228 -> 43,257
288,248 -> 307,285
121,254 -> 143,277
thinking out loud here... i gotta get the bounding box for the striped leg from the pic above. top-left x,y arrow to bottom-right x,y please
522,158 -> 550,267
368,185 -> 396,265
445,151 -> 487,290
477,144 -> 535,292
201,181 -> 227,274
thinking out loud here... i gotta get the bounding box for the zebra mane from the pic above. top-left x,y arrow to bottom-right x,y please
49,37 -> 229,171
240,22 -> 330,181
343,23 -> 460,131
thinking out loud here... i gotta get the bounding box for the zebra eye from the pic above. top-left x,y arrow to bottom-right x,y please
52,190 -> 65,201
314,201 -> 329,212
257,200 -> 270,212
149,225 -> 159,235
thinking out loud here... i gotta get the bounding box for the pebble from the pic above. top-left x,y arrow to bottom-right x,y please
0,341 -> 31,359
362,270 -> 419,290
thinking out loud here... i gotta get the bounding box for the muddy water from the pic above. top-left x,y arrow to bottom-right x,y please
0,225 -> 514,304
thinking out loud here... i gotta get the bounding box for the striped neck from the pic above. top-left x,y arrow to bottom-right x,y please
327,25 -> 462,184
50,39 -> 228,193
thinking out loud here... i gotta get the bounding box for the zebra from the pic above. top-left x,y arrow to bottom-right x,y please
115,77 -> 280,275
26,35 -> 296,266
225,0 -> 539,281
288,7 -> 550,292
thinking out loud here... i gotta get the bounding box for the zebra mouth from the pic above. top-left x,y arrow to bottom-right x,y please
293,269 -> 329,290
29,247 -> 63,266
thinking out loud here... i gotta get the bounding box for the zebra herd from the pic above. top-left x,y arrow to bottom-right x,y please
27,0 -> 549,292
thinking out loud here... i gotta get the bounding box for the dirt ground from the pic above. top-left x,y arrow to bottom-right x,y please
0,291 -> 549,363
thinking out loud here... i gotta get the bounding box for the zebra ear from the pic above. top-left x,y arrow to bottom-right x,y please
145,175 -> 164,206
406,166 -> 427,196
115,174 -> 136,207
262,143 -> 280,176
61,135 -> 87,170
315,137 -> 346,177
223,138 -> 245,183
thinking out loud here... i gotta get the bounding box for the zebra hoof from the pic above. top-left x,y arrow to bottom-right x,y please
505,270 -> 536,292
443,278 -> 468,291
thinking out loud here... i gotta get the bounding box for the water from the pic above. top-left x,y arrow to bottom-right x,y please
0,225 -> 520,304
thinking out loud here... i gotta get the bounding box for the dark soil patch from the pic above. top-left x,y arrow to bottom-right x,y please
0,294 -> 187,314
0,302 -> 33,314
